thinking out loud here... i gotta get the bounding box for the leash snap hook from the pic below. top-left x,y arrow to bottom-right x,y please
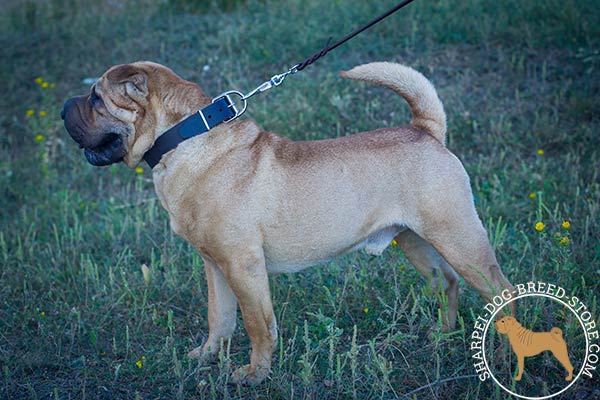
242,64 -> 299,101
211,64 -> 299,123
272,64 -> 299,86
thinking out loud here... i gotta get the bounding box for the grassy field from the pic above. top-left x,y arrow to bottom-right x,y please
1,0 -> 599,398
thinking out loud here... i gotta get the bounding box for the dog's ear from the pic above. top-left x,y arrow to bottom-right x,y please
107,64 -> 148,100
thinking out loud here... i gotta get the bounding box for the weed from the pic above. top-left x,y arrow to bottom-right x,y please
1,0 -> 598,399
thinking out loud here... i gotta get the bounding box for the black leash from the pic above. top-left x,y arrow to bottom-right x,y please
295,0 -> 417,71
144,0 -> 417,168
211,0 -> 418,121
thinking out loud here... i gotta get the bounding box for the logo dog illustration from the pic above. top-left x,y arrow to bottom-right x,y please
495,316 -> 574,382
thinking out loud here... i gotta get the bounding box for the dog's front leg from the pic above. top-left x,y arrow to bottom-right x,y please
515,354 -> 525,381
188,257 -> 237,362
223,251 -> 277,385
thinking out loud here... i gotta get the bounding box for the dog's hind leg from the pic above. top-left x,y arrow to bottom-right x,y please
551,340 -> 574,381
417,219 -> 514,316
188,256 -> 238,362
411,170 -> 515,316
395,229 -> 458,331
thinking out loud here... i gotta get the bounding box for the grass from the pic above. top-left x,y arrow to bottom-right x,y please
1,0 -> 599,398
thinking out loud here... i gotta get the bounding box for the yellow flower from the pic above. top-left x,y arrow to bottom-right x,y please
561,220 -> 570,230
39,110 -> 47,117
136,360 -> 143,368
35,77 -> 43,85
528,192 -> 536,199
141,355 -> 146,361
363,307 -> 369,313
49,83 -> 56,89
135,167 -> 144,175
41,82 -> 49,89
40,311 -> 46,316
390,239 -> 398,247
26,109 -> 35,117
35,134 -> 44,142
535,221 -> 545,232
537,149 -> 544,155
560,236 -> 569,246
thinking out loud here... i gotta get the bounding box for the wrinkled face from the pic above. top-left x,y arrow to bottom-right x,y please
61,63 -> 153,166
63,62 -> 210,168
494,316 -> 515,334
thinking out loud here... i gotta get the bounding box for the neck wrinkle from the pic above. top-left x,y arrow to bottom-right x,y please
164,82 -> 212,128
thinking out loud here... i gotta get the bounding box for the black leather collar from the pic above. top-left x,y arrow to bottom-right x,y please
143,96 -> 237,168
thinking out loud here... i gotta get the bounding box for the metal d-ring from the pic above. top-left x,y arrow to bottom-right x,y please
212,90 -> 248,122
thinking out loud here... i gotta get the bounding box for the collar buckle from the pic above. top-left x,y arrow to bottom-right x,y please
212,91 -> 247,123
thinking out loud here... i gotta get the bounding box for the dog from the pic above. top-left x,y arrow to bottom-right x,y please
495,316 -> 574,381
62,61 -> 514,384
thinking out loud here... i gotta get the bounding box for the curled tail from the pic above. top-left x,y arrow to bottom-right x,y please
341,62 -> 447,145
550,327 -> 563,340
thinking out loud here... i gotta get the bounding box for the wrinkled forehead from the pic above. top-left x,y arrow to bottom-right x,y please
94,64 -> 134,90
92,74 -> 125,104
104,63 -> 142,81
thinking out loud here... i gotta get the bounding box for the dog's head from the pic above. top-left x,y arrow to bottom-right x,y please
494,316 -> 517,334
61,61 -> 209,168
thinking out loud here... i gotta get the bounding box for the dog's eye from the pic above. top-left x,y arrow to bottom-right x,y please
90,88 -> 103,106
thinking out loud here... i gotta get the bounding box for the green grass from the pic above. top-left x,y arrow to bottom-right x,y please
1,0 -> 599,398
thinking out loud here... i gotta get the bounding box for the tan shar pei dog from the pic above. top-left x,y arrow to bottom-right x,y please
62,61 -> 514,384
495,316 -> 573,382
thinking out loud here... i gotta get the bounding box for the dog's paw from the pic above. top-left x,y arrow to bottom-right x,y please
187,346 -> 204,359
230,364 -> 270,385
566,373 -> 573,381
187,345 -> 217,363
